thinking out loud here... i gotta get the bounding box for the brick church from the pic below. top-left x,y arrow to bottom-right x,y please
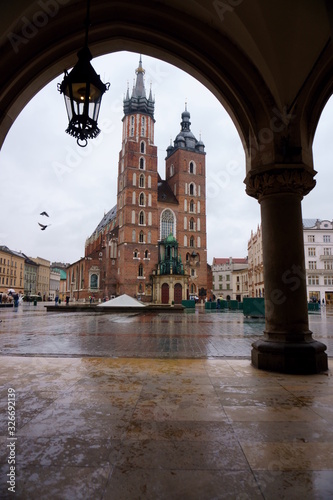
67,57 -> 208,304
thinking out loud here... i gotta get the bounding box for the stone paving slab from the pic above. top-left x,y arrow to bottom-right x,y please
0,304 -> 332,358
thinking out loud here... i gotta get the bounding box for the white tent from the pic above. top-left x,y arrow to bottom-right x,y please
97,294 -> 146,308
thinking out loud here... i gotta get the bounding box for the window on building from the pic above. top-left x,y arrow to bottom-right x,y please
161,209 -> 175,239
139,231 -> 144,243
141,116 -> 145,136
308,235 -> 315,242
139,157 -> 145,169
308,275 -> 319,285
324,235 -> 331,243
190,236 -> 194,247
324,260 -> 333,270
189,199 -> 195,213
90,274 -> 98,289
324,248 -> 332,256
308,261 -> 317,269
219,275 -> 222,281
139,174 -> 145,188
226,275 -> 230,281
140,141 -> 145,153
144,249 -> 149,259
139,211 -> 145,225
189,183 -> 194,195
130,116 -> 134,136
133,249 -> 138,258
308,247 -> 316,256
139,192 -> 145,206
189,218 -> 195,230
189,161 -> 195,174
324,276 -> 333,285
219,284 -> 222,290
138,264 -> 144,277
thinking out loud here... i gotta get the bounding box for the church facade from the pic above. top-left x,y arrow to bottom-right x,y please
67,57 -> 208,304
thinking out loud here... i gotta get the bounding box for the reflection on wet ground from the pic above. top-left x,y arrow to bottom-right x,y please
0,303 -> 332,358
1,304 -> 333,499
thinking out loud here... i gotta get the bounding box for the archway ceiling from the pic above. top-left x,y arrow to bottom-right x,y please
0,0 -> 332,149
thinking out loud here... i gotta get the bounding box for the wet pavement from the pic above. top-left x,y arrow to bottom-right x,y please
0,303 -> 333,358
1,305 -> 333,499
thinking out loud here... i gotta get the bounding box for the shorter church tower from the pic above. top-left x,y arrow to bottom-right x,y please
165,105 -> 207,300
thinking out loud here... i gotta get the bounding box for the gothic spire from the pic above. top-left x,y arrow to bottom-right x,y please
123,55 -> 155,119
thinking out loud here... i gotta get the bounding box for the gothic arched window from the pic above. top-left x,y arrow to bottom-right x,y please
190,236 -> 195,247
90,274 -> 98,289
139,174 -> 145,188
139,192 -> 145,206
140,141 -> 145,153
138,264 -> 144,277
139,231 -> 144,243
139,210 -> 145,225
139,157 -> 145,169
160,209 -> 175,239
189,161 -> 195,173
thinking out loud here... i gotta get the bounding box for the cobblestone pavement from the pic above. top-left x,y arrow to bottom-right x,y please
0,304 -> 332,358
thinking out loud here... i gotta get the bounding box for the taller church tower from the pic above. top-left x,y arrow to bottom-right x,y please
116,56 -> 159,298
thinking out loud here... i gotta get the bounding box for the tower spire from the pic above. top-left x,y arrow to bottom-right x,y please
123,55 -> 155,118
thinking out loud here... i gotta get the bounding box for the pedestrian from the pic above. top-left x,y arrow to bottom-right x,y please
66,295 -> 70,306
55,295 -> 59,306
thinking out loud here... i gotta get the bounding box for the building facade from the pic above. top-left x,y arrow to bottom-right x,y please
303,219 -> 333,304
248,225 -> 264,298
31,257 -> 50,300
211,257 -> 248,301
0,245 -> 25,294
23,256 -> 38,297
68,57 -> 208,304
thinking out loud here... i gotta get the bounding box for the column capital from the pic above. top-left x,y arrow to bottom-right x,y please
245,166 -> 316,201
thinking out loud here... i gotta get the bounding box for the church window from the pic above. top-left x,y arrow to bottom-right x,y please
130,116 -> 134,136
138,264 -> 144,277
161,209 -> 175,239
139,211 -> 145,225
144,249 -> 149,259
140,141 -> 145,153
139,157 -> 145,169
190,236 -> 195,247
139,192 -> 145,206
190,218 -> 195,230
139,231 -> 144,243
189,161 -> 195,174
189,183 -> 195,195
132,230 -> 136,242
189,199 -> 195,213
186,253 -> 190,262
141,116 -> 145,136
139,174 -> 145,188
90,274 -> 98,289
133,249 -> 138,258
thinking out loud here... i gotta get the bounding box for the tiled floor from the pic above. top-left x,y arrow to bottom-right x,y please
1,305 -> 333,498
1,356 -> 333,499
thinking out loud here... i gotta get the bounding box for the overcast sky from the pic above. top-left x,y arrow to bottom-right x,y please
1,51 -> 332,265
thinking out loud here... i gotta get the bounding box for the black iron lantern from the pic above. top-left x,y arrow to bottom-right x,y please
57,0 -> 109,147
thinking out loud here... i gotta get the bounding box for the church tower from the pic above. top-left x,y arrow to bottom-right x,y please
116,56 -> 159,299
165,105 -> 207,299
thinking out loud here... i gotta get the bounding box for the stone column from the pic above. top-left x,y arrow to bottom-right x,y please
246,167 -> 328,373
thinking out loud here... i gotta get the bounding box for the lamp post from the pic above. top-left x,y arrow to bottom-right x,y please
57,0 -> 109,147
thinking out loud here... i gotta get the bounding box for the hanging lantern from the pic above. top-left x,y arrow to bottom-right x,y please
57,0 -> 109,147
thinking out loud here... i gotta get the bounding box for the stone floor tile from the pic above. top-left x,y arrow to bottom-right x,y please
104,468 -> 263,500
254,470 -> 333,499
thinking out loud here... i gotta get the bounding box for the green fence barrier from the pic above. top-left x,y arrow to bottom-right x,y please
243,297 -> 265,317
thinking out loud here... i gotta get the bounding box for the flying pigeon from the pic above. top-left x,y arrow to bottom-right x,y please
40,211 -> 49,217
38,222 -> 50,230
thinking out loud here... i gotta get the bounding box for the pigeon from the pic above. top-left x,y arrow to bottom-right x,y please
38,222 -> 50,230
40,211 -> 49,217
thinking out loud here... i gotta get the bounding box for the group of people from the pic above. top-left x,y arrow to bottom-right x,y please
0,291 -> 21,307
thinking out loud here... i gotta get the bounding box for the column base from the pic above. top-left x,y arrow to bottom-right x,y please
252,339 -> 328,374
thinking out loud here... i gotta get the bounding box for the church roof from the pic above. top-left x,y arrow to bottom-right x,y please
157,177 -> 179,204
123,55 -> 155,119
92,205 -> 117,235
166,105 -> 205,157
